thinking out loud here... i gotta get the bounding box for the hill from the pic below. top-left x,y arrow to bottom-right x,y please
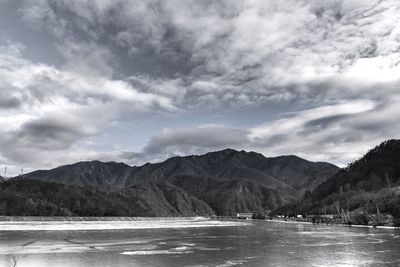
273,140 -> 400,225
23,161 -> 132,190
313,139 -> 400,200
167,175 -> 295,215
0,179 -> 213,217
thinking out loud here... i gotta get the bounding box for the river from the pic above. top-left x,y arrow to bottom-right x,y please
0,218 -> 399,266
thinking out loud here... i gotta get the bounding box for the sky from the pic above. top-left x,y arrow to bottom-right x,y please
1,0 -> 400,175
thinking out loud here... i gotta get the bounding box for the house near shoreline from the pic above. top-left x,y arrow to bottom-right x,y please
236,213 -> 253,219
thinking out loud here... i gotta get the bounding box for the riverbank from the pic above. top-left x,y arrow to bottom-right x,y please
266,218 -> 399,230
0,216 -> 210,221
0,217 -> 250,231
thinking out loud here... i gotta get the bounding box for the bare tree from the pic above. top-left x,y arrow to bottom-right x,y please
376,204 -> 382,225
7,255 -> 20,267
385,173 -> 391,189
334,201 -> 341,218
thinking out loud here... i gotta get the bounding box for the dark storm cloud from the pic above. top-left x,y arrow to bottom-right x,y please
0,94 -> 22,109
17,118 -> 91,150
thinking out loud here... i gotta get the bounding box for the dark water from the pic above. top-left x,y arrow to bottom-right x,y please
1,220 -> 399,267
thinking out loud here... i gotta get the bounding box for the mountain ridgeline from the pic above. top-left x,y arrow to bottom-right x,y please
23,149 -> 338,193
2,149 -> 339,217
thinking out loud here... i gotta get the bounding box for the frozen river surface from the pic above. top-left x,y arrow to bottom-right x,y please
0,218 -> 399,267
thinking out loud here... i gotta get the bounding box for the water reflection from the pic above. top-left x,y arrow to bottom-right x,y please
0,220 -> 399,267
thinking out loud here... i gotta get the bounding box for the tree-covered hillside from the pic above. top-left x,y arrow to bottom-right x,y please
0,179 -> 213,217
272,140 -> 400,226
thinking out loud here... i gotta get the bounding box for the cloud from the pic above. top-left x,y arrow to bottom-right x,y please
59,40 -> 117,78
11,0 -> 400,108
0,91 -> 23,109
248,97 -> 400,164
141,126 -> 248,159
0,43 -> 176,173
246,100 -> 378,162
0,43 -> 175,108
1,0 -> 400,174
136,98 -> 400,166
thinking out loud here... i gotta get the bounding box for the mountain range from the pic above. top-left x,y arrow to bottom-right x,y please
23,149 -> 338,194
3,140 -> 399,220
2,148 -> 339,217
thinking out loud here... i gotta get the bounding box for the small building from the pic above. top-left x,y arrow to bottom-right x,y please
320,214 -> 334,219
236,213 -> 253,219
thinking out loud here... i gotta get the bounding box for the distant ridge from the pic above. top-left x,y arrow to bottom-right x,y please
8,148 -> 339,216
22,148 -> 339,193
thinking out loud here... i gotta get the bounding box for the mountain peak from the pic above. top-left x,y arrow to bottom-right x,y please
201,148 -> 266,159
71,160 -> 130,166
204,148 -> 240,156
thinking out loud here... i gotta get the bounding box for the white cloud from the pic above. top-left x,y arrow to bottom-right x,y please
0,43 -> 176,174
1,0 -> 400,174
12,0 -> 400,107
248,100 -> 376,141
136,98 -> 400,166
343,55 -> 400,83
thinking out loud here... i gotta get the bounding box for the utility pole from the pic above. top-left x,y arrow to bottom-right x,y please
3,167 -> 7,179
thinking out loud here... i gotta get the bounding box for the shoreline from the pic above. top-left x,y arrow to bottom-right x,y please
0,216 -> 397,231
265,218 -> 399,230
0,217 -> 250,231
0,216 -> 209,222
